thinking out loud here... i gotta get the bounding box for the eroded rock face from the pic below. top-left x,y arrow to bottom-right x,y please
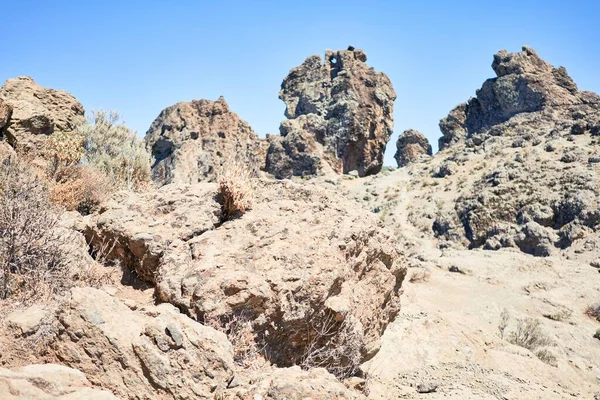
0,364 -> 116,399
50,287 -> 235,400
86,179 -> 406,374
266,48 -> 396,178
0,77 -> 84,155
438,46 -> 600,151
394,129 -> 432,167
424,47 -> 600,256
145,97 -> 266,186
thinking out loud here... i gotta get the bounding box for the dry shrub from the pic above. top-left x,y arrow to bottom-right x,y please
205,312 -> 268,370
48,164 -> 113,215
300,310 -> 363,379
217,162 -> 254,221
585,303 -> 600,321
0,157 -> 70,301
507,317 -> 557,366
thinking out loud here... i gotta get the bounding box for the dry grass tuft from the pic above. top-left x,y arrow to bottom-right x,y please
217,162 -> 254,221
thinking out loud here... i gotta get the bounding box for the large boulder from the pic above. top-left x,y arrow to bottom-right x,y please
144,96 -> 266,186
0,77 -> 84,156
48,287 -> 235,400
394,129 -> 432,167
0,364 -> 116,399
85,179 -> 406,375
266,47 -> 396,178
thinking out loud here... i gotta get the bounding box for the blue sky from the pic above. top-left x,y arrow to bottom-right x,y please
2,1 -> 599,165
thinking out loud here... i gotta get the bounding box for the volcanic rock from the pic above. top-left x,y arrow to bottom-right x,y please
266,48 -> 396,178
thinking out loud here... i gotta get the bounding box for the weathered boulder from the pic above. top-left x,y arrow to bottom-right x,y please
86,179 -> 406,375
49,287 -> 235,400
266,47 -> 396,178
144,96 -> 266,186
0,77 -> 84,155
394,129 -> 432,167
83,183 -> 221,282
0,364 -> 116,399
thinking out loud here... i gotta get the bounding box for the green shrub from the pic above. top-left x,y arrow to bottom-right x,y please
77,110 -> 152,190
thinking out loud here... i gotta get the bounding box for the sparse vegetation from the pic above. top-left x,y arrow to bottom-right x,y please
506,317 -> 557,366
300,310 -> 363,379
217,162 -> 254,221
585,303 -> 600,321
205,312 -> 268,370
0,157 -> 70,300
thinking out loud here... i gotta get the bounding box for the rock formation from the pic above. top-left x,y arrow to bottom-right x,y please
144,96 -> 266,186
394,129 -> 432,167
266,47 -> 396,178
50,287 -> 235,399
0,76 -> 85,156
439,46 -> 600,150
84,179 -> 406,373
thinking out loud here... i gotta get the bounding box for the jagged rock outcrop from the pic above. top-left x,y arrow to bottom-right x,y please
0,77 -> 85,156
49,287 -> 235,399
438,46 -> 600,151
0,364 -> 116,399
145,97 -> 266,186
85,179 -> 406,375
394,129 -> 432,167
416,46 -> 600,256
266,47 -> 396,178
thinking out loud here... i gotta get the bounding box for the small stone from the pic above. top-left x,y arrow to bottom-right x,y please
417,381 -> 439,393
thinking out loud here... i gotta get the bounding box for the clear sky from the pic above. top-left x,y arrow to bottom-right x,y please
2,1 -> 599,166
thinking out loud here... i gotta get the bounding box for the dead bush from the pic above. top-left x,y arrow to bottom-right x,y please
300,310 -> 363,379
217,162 -> 254,221
48,164 -> 112,215
0,158 -> 70,300
205,312 -> 268,370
